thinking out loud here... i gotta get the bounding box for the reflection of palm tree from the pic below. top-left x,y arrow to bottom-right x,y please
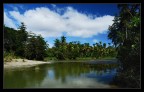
52,62 -> 119,82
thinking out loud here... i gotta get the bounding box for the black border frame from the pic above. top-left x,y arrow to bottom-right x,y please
1,0 -> 143,90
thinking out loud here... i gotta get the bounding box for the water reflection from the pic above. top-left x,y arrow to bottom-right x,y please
4,65 -> 48,88
4,62 -> 119,88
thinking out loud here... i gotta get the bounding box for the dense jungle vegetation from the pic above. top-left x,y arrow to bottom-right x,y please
108,4 -> 140,88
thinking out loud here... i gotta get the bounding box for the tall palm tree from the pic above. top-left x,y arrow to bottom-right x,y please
54,39 -> 60,48
102,43 -> 107,57
61,36 -> 66,44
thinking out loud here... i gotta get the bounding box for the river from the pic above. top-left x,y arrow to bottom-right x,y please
4,60 -> 119,88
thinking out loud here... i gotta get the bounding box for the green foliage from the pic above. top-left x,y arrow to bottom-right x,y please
44,57 -> 57,61
108,4 -> 140,88
15,22 -> 28,57
4,22 -> 48,61
4,22 -> 116,61
4,52 -> 16,62
48,36 -> 117,60
4,22 -> 28,57
24,33 -> 48,60
4,26 -> 18,52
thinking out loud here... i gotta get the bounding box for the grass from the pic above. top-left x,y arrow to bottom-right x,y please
77,57 -> 94,60
44,57 -> 57,62
4,52 -> 15,62
43,56 -> 116,63
77,56 -> 116,60
97,56 -> 116,60
4,52 -> 22,62
4,52 -> 116,63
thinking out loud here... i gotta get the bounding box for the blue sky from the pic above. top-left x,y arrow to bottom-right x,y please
4,4 -> 119,48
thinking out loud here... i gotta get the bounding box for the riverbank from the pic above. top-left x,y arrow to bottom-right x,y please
4,59 -> 51,69
55,59 -> 118,64
4,58 -> 118,69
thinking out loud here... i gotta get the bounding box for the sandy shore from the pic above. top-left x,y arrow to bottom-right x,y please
4,59 -> 51,69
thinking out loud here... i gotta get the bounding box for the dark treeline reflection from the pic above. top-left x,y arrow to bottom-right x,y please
4,62 -> 119,88
52,62 -> 119,82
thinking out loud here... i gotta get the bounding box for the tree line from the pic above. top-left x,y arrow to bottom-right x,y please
4,23 -> 116,61
4,22 -> 48,60
47,36 -> 116,60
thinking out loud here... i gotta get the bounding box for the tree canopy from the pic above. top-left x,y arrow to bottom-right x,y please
4,22 -> 48,60
108,4 -> 140,88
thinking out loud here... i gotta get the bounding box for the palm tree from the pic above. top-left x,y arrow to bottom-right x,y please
108,43 -> 111,46
61,36 -> 66,44
102,43 -> 107,57
54,39 -> 60,48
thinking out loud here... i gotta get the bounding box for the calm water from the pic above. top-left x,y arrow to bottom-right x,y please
4,61 -> 119,88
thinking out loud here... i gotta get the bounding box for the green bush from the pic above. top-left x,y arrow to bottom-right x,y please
4,52 -> 15,62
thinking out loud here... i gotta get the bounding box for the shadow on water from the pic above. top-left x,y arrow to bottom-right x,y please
4,61 -> 119,88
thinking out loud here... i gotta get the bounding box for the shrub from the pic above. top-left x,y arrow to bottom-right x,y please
4,52 -> 16,62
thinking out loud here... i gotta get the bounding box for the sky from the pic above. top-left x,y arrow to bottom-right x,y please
4,4 -> 119,48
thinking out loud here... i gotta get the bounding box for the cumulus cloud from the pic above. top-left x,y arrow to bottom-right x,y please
13,7 -> 19,11
5,5 -> 114,38
51,4 -> 56,8
4,12 -> 17,29
47,42 -> 54,48
93,39 -> 99,43
6,4 -> 24,11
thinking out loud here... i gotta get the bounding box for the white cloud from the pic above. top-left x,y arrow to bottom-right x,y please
4,12 -> 17,29
13,7 -> 19,11
8,4 -> 24,11
47,42 -> 54,48
51,4 -> 56,8
93,39 -> 99,43
5,5 -> 114,38
8,5 -> 18,11
19,5 -> 24,10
